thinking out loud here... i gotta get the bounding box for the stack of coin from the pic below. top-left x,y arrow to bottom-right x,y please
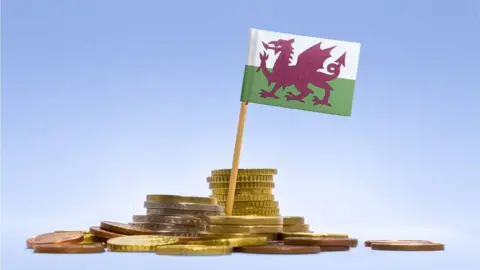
281,216 -> 311,234
130,194 -> 225,237
208,168 -> 280,216
201,216 -> 283,241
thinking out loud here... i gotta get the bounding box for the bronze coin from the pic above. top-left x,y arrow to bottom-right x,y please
319,246 -> 351,252
89,226 -> 125,239
371,242 -> 445,251
33,243 -> 105,253
284,237 -> 358,247
364,240 -> 432,247
236,243 -> 321,254
100,221 -> 153,235
26,232 -> 84,249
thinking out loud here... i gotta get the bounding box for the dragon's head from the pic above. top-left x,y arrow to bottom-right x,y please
262,39 -> 294,55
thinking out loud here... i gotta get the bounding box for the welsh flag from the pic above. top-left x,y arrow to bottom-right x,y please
240,29 -> 361,116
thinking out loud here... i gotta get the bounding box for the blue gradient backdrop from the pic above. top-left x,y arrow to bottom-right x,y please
1,0 -> 479,269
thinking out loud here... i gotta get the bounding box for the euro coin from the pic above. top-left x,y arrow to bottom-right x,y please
218,200 -> 279,208
146,194 -> 217,205
145,208 -> 225,216
211,188 -> 273,195
198,232 -> 275,241
100,221 -> 153,235
155,245 -> 233,256
207,175 -> 273,183
282,216 -> 305,225
209,182 -> 274,189
236,243 -> 321,254
185,236 -> 268,247
282,232 -> 348,238
207,216 -> 283,225
207,225 -> 282,234
370,242 -> 444,251
26,231 -> 84,248
284,237 -> 358,247
107,235 -> 179,252
129,222 -> 203,231
213,194 -> 274,202
319,246 -> 351,252
364,240 -> 432,247
151,230 -> 200,237
211,168 -> 278,176
282,224 -> 310,233
143,202 -> 224,212
33,243 -> 105,253
232,208 -> 280,216
89,226 -> 125,240
132,214 -> 204,225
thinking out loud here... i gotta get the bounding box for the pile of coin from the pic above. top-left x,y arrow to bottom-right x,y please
208,168 -> 280,216
130,194 -> 225,237
201,216 -> 284,241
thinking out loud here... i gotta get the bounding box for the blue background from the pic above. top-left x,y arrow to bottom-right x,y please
1,0 -> 479,269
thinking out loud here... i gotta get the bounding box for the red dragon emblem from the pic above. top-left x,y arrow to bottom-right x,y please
256,39 -> 346,106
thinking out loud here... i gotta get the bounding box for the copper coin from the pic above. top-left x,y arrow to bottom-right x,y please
89,226 -> 124,239
33,243 -> 105,253
319,246 -> 350,252
26,232 -> 84,249
364,240 -> 432,247
100,221 -> 153,235
371,242 -> 445,251
284,237 -> 358,247
236,244 -> 321,254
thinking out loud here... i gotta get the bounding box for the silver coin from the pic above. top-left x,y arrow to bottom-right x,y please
150,230 -> 200,237
144,201 -> 224,212
146,208 -> 225,217
132,214 -> 205,225
129,222 -> 205,231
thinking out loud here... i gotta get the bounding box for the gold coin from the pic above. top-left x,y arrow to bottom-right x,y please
283,224 -> 310,233
198,232 -> 275,241
207,175 -> 273,183
211,188 -> 273,195
146,194 -> 217,205
212,194 -> 274,202
106,235 -> 179,252
282,232 -> 348,238
207,216 -> 283,225
209,182 -> 274,189
155,245 -> 232,256
232,208 -> 280,216
211,168 -> 278,176
185,236 -> 268,247
207,225 -> 282,234
219,201 -> 279,208
282,216 -> 305,225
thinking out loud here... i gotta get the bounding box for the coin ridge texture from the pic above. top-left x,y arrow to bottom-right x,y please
107,235 -> 179,252
26,232 -> 84,248
236,244 -> 321,254
100,221 -> 153,235
33,243 -> 105,253
155,245 -> 233,256
207,175 -> 274,183
370,242 -> 445,251
211,188 -> 273,195
232,208 -> 280,216
211,168 -> 278,176
132,214 -> 204,224
282,232 -> 348,238
282,224 -> 310,233
143,201 -> 224,212
209,182 -> 275,189
129,222 -> 202,231
207,225 -> 283,234
146,208 -> 225,216
146,195 -> 217,205
219,201 -> 279,208
207,216 -> 283,225
213,194 -> 275,202
282,216 -> 305,225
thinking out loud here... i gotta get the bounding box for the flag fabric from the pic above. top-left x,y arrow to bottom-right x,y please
240,29 -> 361,116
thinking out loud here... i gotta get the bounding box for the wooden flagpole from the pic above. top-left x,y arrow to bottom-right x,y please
225,101 -> 248,216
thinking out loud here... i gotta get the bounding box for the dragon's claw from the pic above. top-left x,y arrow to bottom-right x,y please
312,96 -> 331,106
259,89 -> 279,99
